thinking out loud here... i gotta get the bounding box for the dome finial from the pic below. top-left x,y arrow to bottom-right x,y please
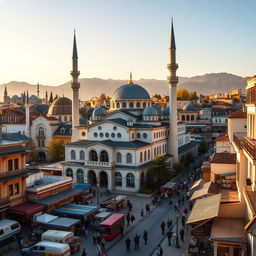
129,71 -> 133,84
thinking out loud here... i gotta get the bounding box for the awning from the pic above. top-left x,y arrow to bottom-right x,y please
36,213 -> 58,224
190,182 -> 219,201
186,124 -> 206,128
8,202 -> 45,216
186,194 -> 221,224
161,181 -> 176,190
210,218 -> 246,243
190,178 -> 203,191
52,204 -> 99,217
47,217 -> 80,229
37,189 -> 83,207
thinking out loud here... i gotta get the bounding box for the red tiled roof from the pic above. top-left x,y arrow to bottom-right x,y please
215,135 -> 229,142
210,152 -> 236,164
8,202 -> 45,216
247,75 -> 256,82
227,109 -> 247,119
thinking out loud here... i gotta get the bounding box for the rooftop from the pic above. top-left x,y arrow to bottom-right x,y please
215,135 -> 229,142
227,109 -> 247,119
210,152 -> 236,164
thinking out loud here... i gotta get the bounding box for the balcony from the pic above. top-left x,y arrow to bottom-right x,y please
246,86 -> 256,104
244,137 -> 256,160
85,160 -> 112,167
37,133 -> 45,139
0,168 -> 30,182
0,197 -> 10,208
233,132 -> 246,149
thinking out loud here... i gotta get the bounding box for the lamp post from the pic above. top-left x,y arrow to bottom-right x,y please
175,209 -> 180,248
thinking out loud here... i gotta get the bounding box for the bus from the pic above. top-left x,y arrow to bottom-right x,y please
99,213 -> 125,241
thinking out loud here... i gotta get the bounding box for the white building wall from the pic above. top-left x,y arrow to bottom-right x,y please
3,124 -> 26,134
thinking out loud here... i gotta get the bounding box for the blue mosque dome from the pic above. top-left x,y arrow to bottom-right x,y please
143,106 -> 159,116
92,107 -> 107,117
112,83 -> 150,100
182,103 -> 197,111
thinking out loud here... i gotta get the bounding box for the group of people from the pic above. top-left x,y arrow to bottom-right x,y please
92,231 -> 107,256
125,230 -> 148,252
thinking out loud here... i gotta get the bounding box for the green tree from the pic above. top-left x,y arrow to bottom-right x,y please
49,92 -> 54,104
146,155 -> 171,190
198,141 -> 209,155
180,152 -> 195,168
189,91 -> 198,101
48,140 -> 65,162
173,162 -> 185,174
177,88 -> 190,100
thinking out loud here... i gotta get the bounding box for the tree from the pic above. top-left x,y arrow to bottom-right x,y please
146,155 -> 171,190
173,162 -> 185,174
48,140 -> 65,162
177,88 -> 190,100
49,92 -> 54,104
180,152 -> 195,168
98,93 -> 106,102
189,91 -> 198,101
198,141 -> 209,155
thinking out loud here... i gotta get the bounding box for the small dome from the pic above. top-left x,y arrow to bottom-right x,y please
152,105 -> 163,115
163,107 -> 169,115
182,103 -> 197,111
143,106 -> 159,116
92,107 -> 107,117
48,97 -> 72,116
112,83 -> 150,100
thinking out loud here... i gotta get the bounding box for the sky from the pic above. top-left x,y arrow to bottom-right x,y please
0,0 -> 256,86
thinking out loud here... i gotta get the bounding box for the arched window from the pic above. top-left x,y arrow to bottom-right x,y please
141,172 -> 145,187
129,102 -> 134,108
116,152 -> 122,163
140,152 -> 143,163
191,115 -> 195,121
89,150 -> 98,161
115,172 -> 122,186
79,150 -> 85,160
136,102 -> 141,108
144,151 -> 147,161
154,148 -> 156,156
186,115 -> 190,121
76,169 -> 84,183
38,127 -> 45,137
116,102 -> 120,108
66,168 -> 73,178
71,150 -> 76,160
126,173 -> 135,187
142,102 -> 146,108
126,153 -> 132,163
100,151 -> 109,162
122,102 -> 127,108
148,150 -> 150,160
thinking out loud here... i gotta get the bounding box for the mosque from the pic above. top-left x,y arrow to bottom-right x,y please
61,22 -> 198,192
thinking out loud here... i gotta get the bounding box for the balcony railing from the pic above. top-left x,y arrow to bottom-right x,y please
244,137 -> 256,159
0,168 -> 29,181
0,197 -> 10,207
36,133 -> 45,139
85,160 -> 112,167
233,132 -> 246,149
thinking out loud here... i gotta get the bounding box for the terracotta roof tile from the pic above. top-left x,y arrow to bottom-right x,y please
215,135 -> 229,142
210,152 -> 236,164
227,109 -> 247,119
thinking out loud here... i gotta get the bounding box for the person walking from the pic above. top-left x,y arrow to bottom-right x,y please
131,214 -> 135,224
92,232 -> 97,245
126,212 -> 130,227
156,244 -> 163,256
125,236 -> 131,252
143,230 -> 148,245
181,213 -> 186,227
140,208 -> 144,218
134,234 -> 140,250
167,219 -> 172,229
167,229 -> 173,246
180,228 -> 185,243
82,248 -> 88,256
160,221 -> 166,235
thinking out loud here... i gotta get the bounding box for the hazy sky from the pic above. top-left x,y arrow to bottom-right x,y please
0,0 -> 255,85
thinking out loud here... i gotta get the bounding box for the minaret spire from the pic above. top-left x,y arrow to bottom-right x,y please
128,72 -> 133,84
37,82 -> 40,98
70,30 -> 80,142
167,19 -> 179,163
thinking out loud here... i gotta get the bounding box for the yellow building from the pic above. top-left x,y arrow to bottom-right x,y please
0,133 -> 30,218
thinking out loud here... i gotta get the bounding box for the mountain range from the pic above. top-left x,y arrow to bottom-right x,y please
0,73 -> 247,101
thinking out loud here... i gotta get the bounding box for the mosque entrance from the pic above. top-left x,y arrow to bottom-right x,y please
87,170 -> 97,186
99,171 -> 108,187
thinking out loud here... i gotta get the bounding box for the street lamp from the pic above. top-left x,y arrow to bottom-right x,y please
175,209 -> 180,248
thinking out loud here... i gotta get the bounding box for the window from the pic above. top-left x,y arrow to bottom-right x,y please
14,159 -> 19,170
11,223 -> 19,230
126,153 -> 132,163
182,115 -> 185,121
14,183 -> 19,194
126,173 -> 135,187
144,151 -> 147,161
8,160 -> 13,171
100,151 -> 109,162
117,133 -> 121,138
116,103 -> 120,108
38,127 -> 45,137
71,150 -> 76,160
148,150 -> 150,160
154,148 -> 156,156
132,133 -> 134,140
79,150 -> 85,160
9,185 -> 13,196
136,102 -> 141,108
140,152 -> 143,163
76,169 -> 84,183
111,133 -> 116,138
94,132 -> 98,137
89,150 -> 98,161
64,116 -> 67,122
116,152 -> 122,163
115,172 -> 122,186
98,126 -> 102,130
113,126 -> 117,131
129,102 -> 134,108
82,131 -> 86,137
137,133 -> 141,139
60,128 -> 65,134
143,102 -> 146,108
100,132 -> 104,137
122,103 -> 127,108
186,115 -> 189,121
143,133 -> 147,139
191,115 -> 195,121
105,133 -> 109,138
66,168 -> 73,178
41,140 -> 45,147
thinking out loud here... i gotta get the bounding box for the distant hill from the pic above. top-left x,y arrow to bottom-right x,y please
0,73 -> 247,101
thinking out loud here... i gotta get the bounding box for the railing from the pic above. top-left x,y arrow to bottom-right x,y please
244,137 -> 256,159
85,160 -> 112,167
0,197 -> 10,207
0,168 -> 29,181
36,134 -> 45,139
233,133 -> 245,149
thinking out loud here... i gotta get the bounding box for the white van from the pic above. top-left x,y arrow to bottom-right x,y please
41,230 -> 73,244
21,241 -> 71,256
0,219 -> 21,244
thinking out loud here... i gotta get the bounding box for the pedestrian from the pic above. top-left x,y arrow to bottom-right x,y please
96,231 -> 101,244
101,238 -> 106,251
82,248 -> 88,256
125,236 -> 131,252
167,229 -> 173,246
169,199 -> 173,206
93,232 -> 97,245
143,230 -> 148,245
156,244 -> 163,256
120,226 -> 124,237
181,214 -> 186,227
160,221 -> 166,235
146,203 -> 150,213
180,228 -> 185,242
183,207 -> 188,215
140,208 -> 144,218
134,234 -> 140,250
131,214 -> 135,224
126,212 -> 130,227
167,219 -> 172,229
96,244 -> 102,256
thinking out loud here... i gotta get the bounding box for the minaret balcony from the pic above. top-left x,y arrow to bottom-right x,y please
70,71 -> 80,77
167,76 -> 179,84
167,63 -> 178,71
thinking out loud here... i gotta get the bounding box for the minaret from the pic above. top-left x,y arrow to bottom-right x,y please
25,91 -> 30,137
37,82 -> 40,98
70,31 -> 80,142
45,91 -> 48,105
167,20 -> 179,163
3,86 -> 8,105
